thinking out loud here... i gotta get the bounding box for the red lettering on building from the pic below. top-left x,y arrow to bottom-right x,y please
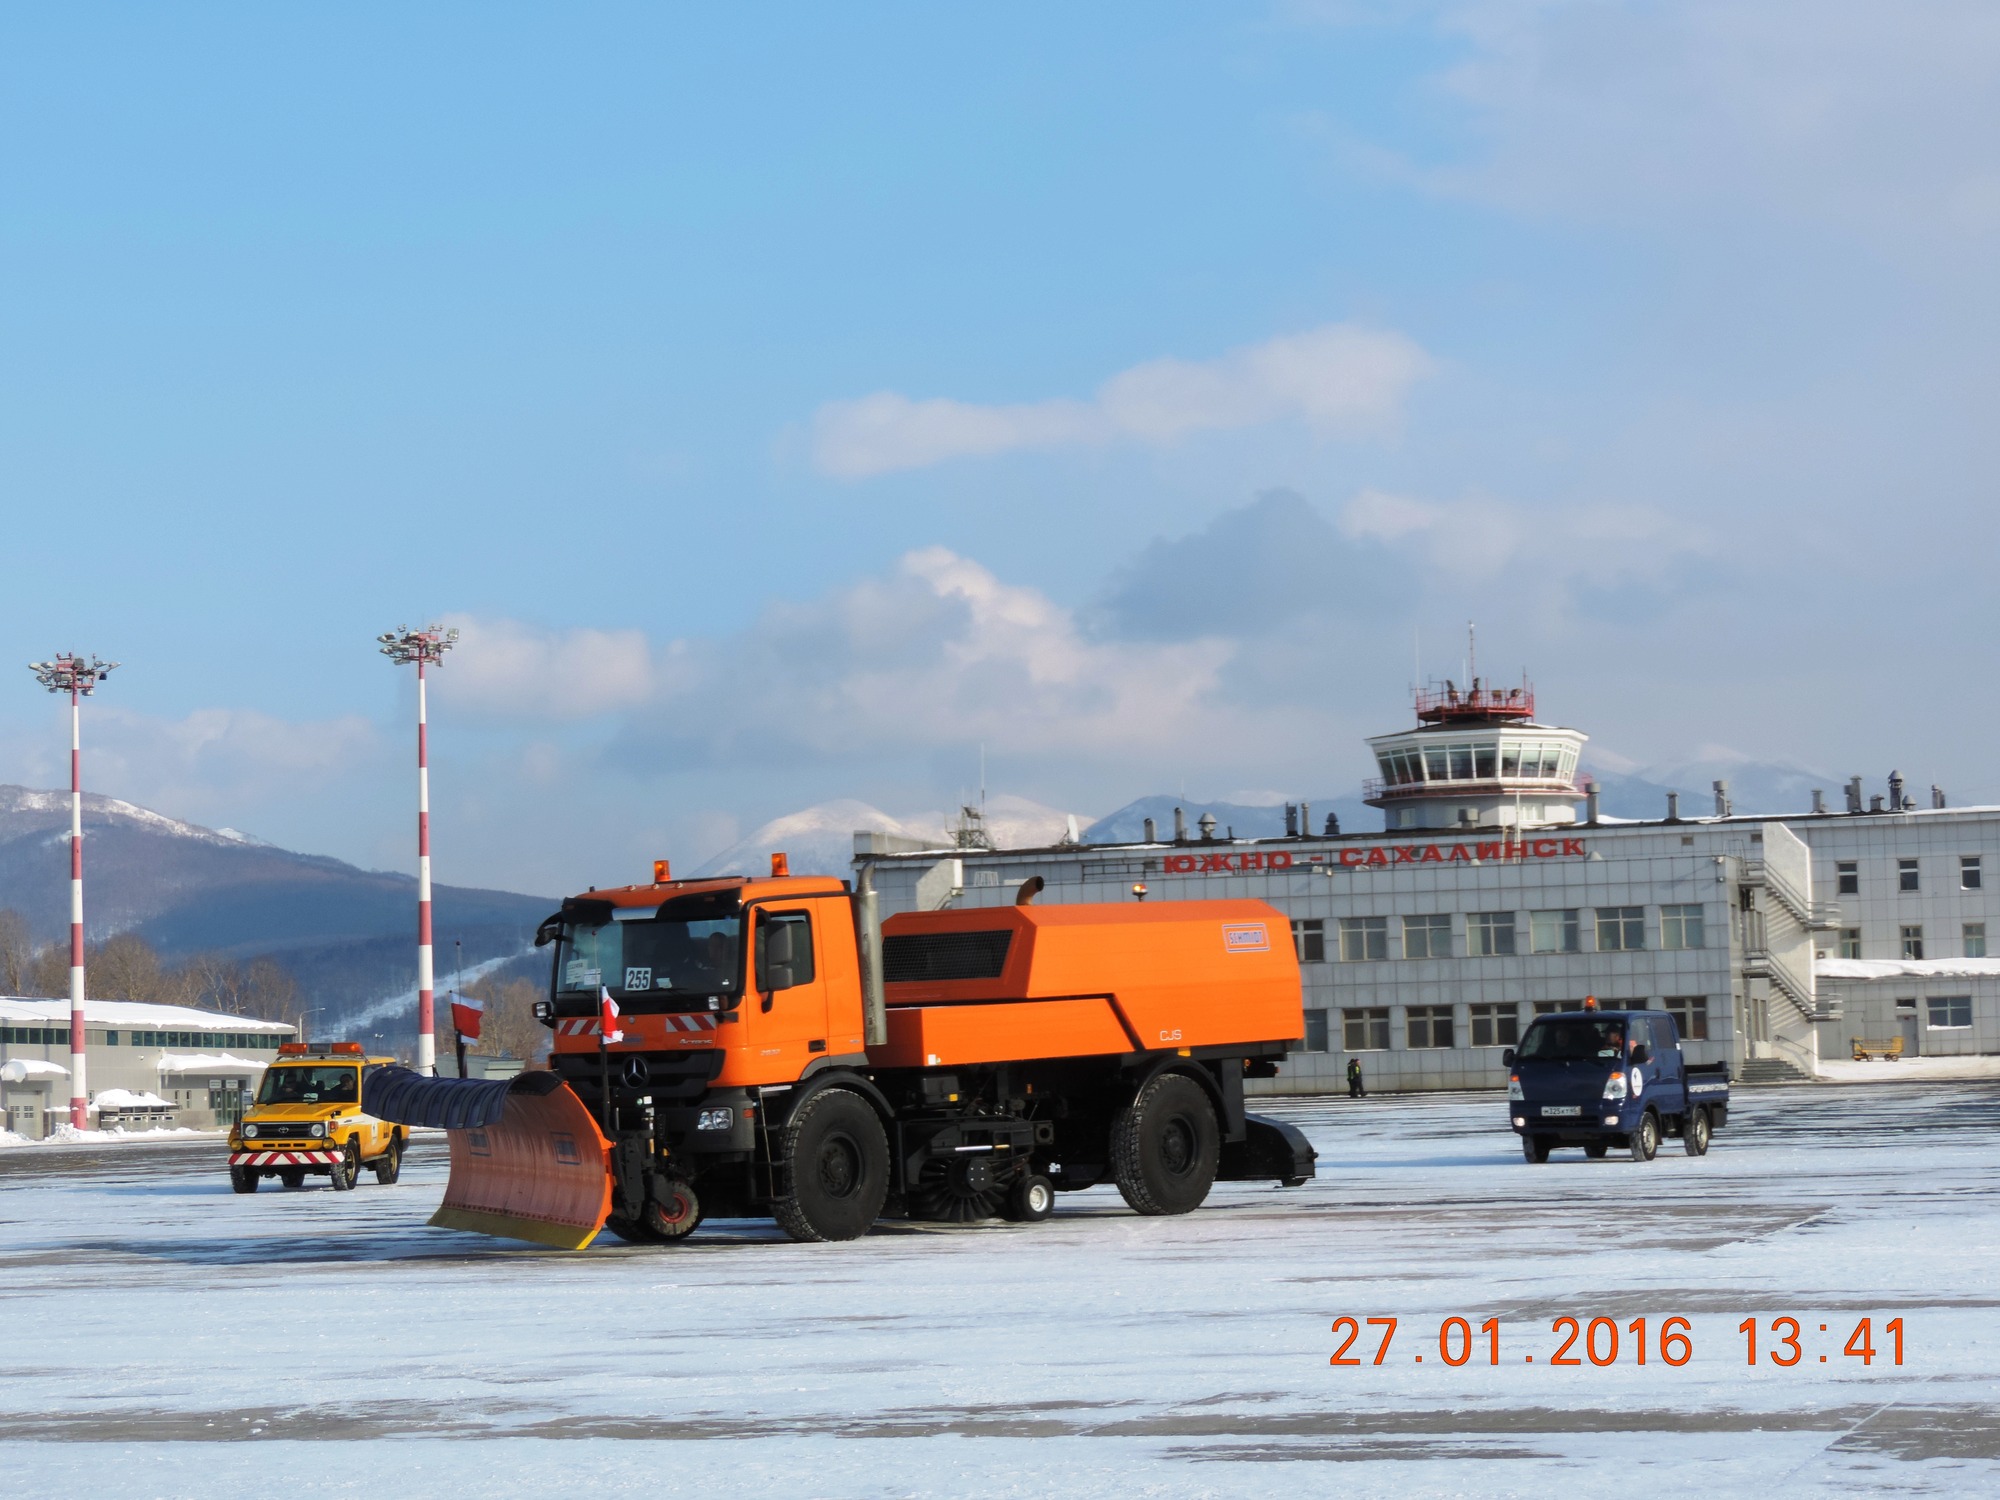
1561,838 -> 1584,856
1447,844 -> 1472,862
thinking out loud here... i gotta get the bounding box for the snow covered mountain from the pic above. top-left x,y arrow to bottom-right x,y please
0,784 -> 551,1030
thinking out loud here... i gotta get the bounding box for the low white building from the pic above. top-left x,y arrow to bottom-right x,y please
0,997 -> 295,1137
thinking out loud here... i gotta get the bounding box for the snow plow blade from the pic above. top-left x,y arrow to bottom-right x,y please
362,1067 -> 613,1249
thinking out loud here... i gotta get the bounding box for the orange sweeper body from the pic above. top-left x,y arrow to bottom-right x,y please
364,862 -> 1316,1248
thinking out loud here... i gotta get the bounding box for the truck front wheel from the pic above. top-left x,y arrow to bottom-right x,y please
1112,1073 -> 1219,1215
229,1165 -> 259,1194
1629,1112 -> 1660,1162
1522,1133 -> 1552,1163
329,1141 -> 360,1191
774,1089 -> 889,1243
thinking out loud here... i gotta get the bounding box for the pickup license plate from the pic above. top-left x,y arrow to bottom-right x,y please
1540,1106 -> 1582,1117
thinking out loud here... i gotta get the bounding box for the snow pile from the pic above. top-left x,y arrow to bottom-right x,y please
92,1089 -> 172,1110
1816,1054 -> 2000,1082
0,1057 -> 68,1079
1817,955 -> 2000,980
0,995 -> 292,1031
0,1123 -> 211,1148
156,1052 -> 267,1073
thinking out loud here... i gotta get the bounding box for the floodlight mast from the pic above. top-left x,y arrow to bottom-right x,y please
377,624 -> 459,1075
26,653 -> 117,1130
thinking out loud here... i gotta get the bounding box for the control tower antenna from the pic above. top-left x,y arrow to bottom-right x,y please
1467,620 -> 1477,689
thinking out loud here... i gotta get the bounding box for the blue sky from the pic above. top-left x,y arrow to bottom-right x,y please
3,3 -> 1998,895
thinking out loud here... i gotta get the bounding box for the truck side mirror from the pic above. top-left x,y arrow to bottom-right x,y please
1630,1043 -> 1651,1066
757,919 -> 798,999
1501,1048 -> 1515,1068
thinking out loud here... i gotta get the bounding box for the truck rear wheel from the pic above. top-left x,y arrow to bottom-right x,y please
1683,1107 -> 1711,1157
774,1088 -> 888,1243
1111,1073 -> 1219,1216
230,1165 -> 259,1194
279,1168 -> 306,1189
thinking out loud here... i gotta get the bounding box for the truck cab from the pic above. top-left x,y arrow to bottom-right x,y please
1504,1008 -> 1729,1163
228,1042 -> 405,1193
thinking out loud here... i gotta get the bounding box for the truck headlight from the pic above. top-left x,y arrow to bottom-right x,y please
696,1108 -> 734,1131
309,1122 -> 326,1138
243,1123 -> 260,1139
1601,1072 -> 1628,1102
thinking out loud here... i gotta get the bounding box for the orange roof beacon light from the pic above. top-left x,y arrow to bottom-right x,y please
653,859 -> 671,884
1131,882 -> 1149,902
278,1042 -> 308,1055
1583,995 -> 1599,1011
771,851 -> 790,877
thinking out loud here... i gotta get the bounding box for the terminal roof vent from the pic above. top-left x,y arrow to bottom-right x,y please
883,929 -> 1013,983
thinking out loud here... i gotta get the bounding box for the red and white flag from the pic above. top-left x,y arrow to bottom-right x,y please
599,986 -> 623,1044
450,992 -> 484,1041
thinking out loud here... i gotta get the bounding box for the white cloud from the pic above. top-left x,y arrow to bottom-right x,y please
434,614 -> 653,722
1349,2 -> 2000,251
622,546 -> 1268,767
810,323 -> 1434,478
1338,488 -> 1697,577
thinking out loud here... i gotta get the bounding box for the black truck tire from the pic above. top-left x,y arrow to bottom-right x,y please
1629,1111 -> 1660,1162
1683,1107 -> 1711,1157
330,1141 -> 361,1191
229,1164 -> 260,1194
1522,1133 -> 1552,1163
1111,1073 -> 1219,1215
1583,1141 -> 1609,1159
279,1168 -> 306,1189
372,1134 -> 404,1185
774,1088 -> 889,1243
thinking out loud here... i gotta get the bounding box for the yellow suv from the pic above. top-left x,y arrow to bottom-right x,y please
229,1042 -> 405,1193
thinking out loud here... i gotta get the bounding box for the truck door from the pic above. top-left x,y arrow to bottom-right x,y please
752,909 -> 829,1074
1647,1016 -> 1683,1103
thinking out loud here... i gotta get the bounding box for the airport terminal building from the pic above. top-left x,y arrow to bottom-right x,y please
857,683 -> 2000,1092
0,998 -> 296,1136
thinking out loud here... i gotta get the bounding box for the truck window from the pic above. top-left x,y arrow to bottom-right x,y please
756,912 -> 815,992
556,892 -> 744,1001
1648,1016 -> 1677,1052
257,1066 -> 359,1105
1516,1018 -> 1630,1062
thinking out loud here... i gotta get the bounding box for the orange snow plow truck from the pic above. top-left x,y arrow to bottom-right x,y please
364,862 -> 1315,1248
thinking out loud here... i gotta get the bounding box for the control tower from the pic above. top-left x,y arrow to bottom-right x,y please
1363,674 -> 1588,833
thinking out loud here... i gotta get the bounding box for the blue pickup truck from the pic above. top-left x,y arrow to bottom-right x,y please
1504,1007 -> 1730,1162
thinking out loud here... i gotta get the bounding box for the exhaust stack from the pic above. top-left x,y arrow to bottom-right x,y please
857,864 -> 888,1048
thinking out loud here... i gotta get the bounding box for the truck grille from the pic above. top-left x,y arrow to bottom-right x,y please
883,930 -> 1013,983
244,1123 -> 316,1142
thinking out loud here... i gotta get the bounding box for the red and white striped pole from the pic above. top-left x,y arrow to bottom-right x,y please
378,624 -> 458,1076
28,653 -> 117,1131
66,683 -> 85,1128
415,655 -> 435,1075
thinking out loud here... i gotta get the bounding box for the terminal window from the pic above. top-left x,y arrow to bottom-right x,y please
1901,925 -> 1925,960
1303,1009 -> 1330,1052
1403,914 -> 1452,959
1661,904 -> 1706,950
1839,928 -> 1862,959
1467,911 -> 1517,956
1837,861 -> 1859,895
1596,907 -> 1646,951
1665,996 -> 1709,1041
1469,1003 -> 1518,1047
1290,919 -> 1326,963
1926,995 -> 1972,1030
1963,856 -> 1984,891
1342,1007 -> 1390,1051
1899,858 -> 1921,892
1966,923 -> 1988,959
1530,909 -> 1580,953
1406,1005 -> 1455,1049
1339,917 -> 1389,962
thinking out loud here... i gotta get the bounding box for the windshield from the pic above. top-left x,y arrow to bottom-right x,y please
1517,1018 -> 1632,1063
557,895 -> 744,1001
255,1065 -> 359,1105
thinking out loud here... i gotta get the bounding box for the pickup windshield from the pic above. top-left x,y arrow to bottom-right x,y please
557,894 -> 743,1002
256,1066 -> 359,1105
1517,1018 -> 1631,1063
